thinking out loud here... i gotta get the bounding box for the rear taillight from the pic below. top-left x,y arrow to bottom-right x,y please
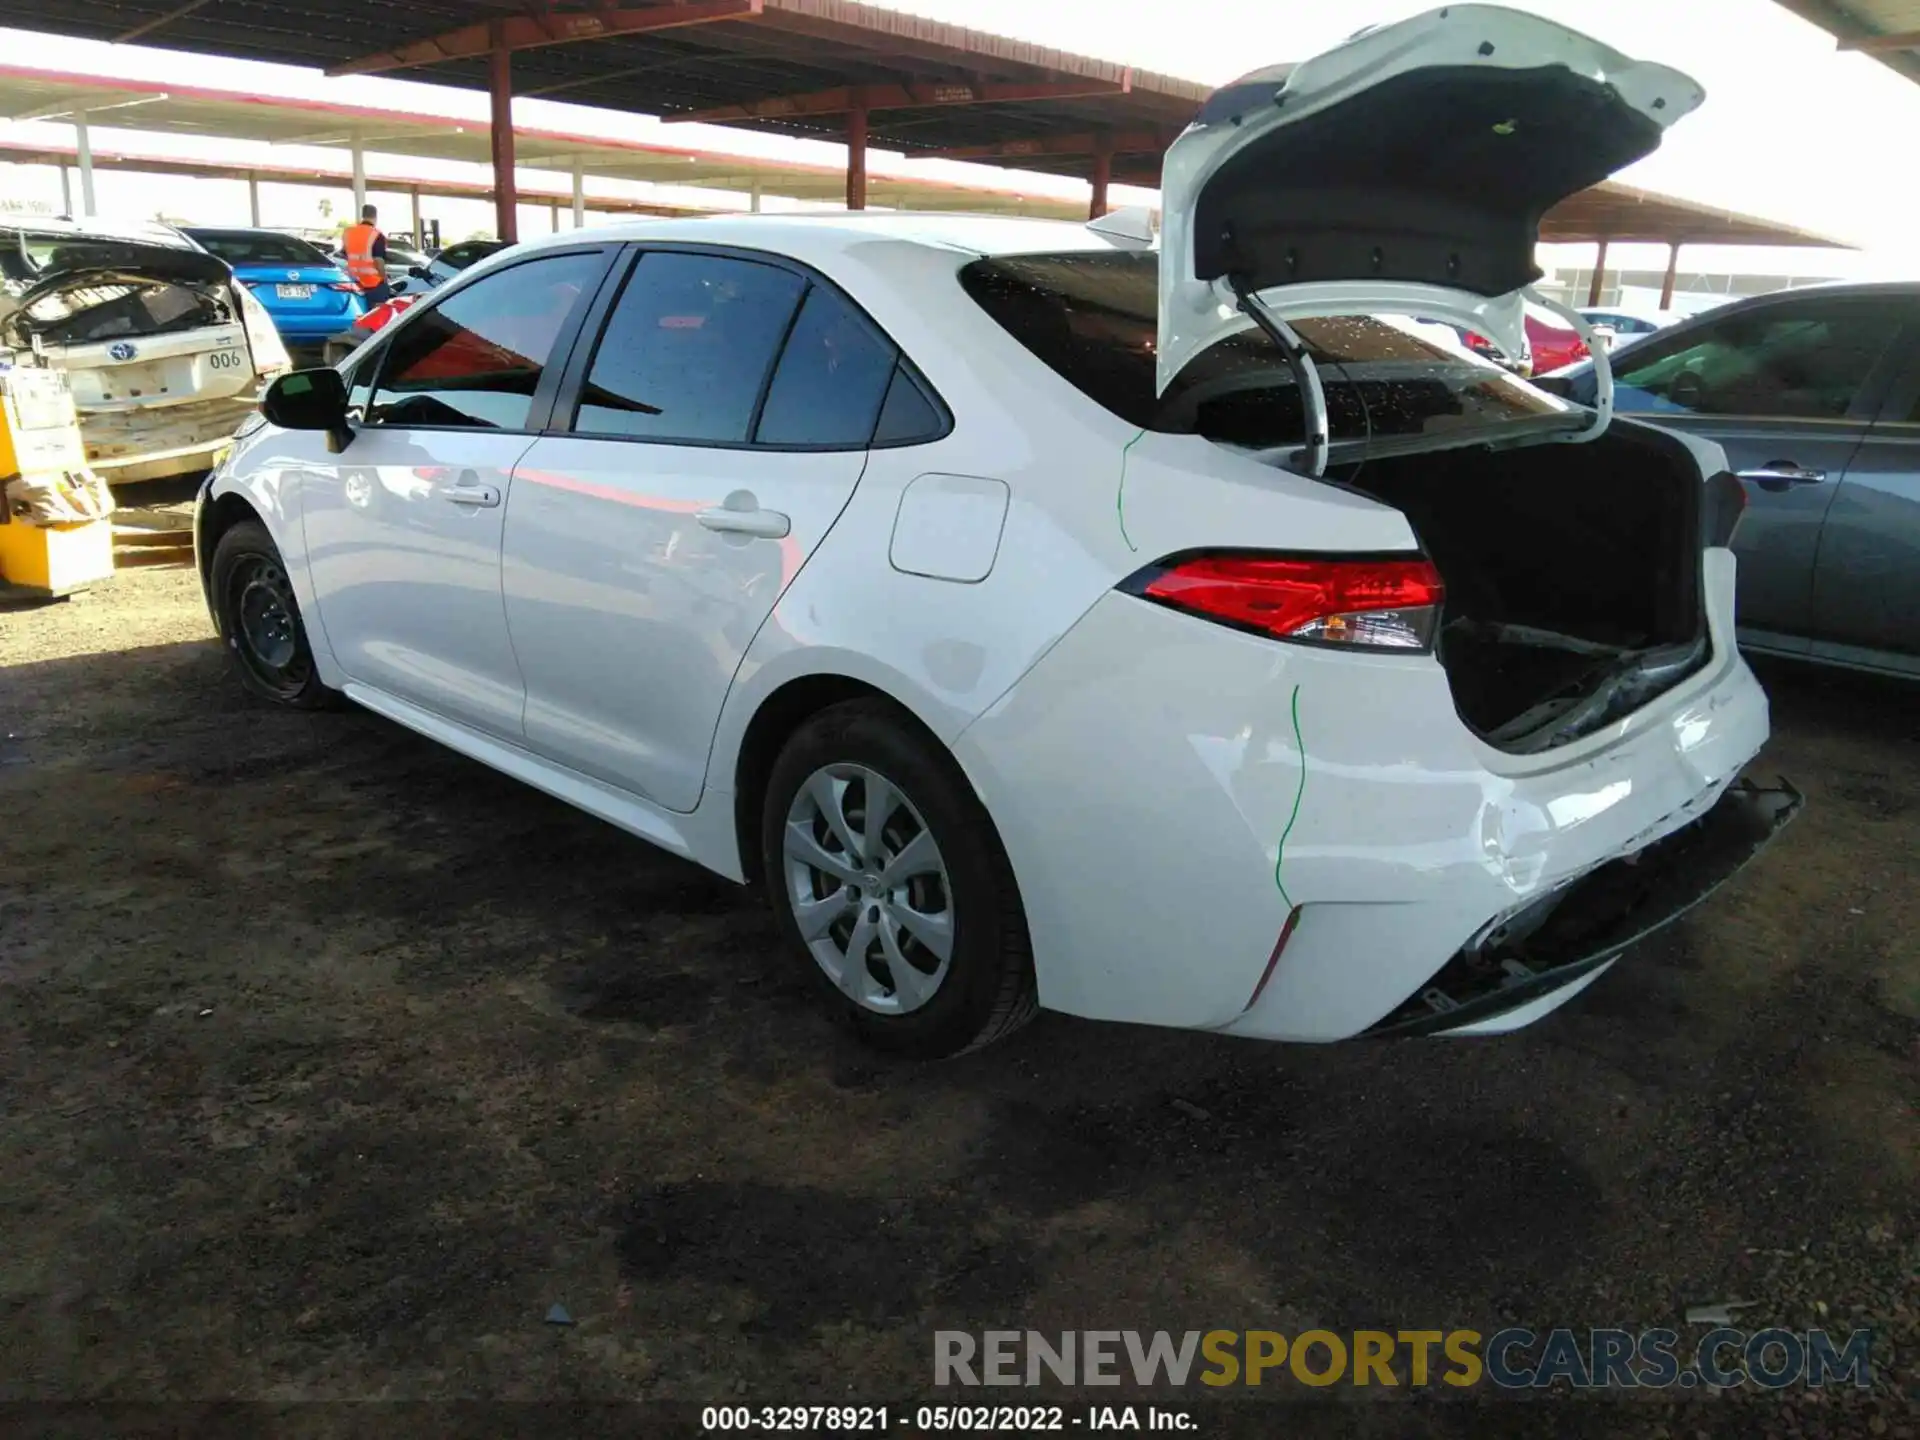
354,295 -> 416,331
327,281 -> 361,292
1704,470 -> 1747,548
1125,553 -> 1445,652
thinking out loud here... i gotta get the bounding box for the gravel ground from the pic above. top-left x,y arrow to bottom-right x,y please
0,563 -> 1914,1439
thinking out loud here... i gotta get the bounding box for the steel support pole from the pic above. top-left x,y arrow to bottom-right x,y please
1587,239 -> 1608,307
845,105 -> 867,211
1089,134 -> 1113,219
1659,241 -> 1682,310
490,24 -> 518,243
75,114 -> 96,217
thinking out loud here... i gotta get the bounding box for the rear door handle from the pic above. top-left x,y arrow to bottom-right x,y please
697,502 -> 790,539
442,475 -> 501,507
1736,462 -> 1827,489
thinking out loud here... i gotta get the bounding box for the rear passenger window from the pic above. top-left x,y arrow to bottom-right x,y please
367,251 -> 601,430
755,286 -> 897,447
574,252 -> 805,444
872,363 -> 947,446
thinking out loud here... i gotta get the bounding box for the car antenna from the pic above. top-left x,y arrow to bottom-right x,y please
1229,274 -> 1329,478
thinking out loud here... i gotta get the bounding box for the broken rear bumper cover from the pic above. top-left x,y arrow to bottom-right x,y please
1365,779 -> 1804,1037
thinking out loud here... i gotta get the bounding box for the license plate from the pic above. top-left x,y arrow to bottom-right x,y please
275,284 -> 314,300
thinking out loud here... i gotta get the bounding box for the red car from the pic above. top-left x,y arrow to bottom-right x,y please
1524,307 -> 1590,375
1456,305 -> 1591,377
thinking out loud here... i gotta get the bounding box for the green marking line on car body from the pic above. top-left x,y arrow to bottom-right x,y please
1275,683 -> 1307,908
1116,427 -> 1146,553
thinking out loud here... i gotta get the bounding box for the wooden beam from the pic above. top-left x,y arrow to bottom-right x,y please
665,72 -> 1132,124
328,0 -> 764,78
1837,27 -> 1920,52
906,129 -> 1172,162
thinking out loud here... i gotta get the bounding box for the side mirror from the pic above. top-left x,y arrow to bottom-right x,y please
389,277 -> 412,295
408,264 -> 431,279
262,368 -> 353,453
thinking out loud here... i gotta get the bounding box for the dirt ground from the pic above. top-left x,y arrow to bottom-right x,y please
0,562 -> 1915,1439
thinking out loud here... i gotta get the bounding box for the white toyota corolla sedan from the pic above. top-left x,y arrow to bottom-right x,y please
197,6 -> 1799,1058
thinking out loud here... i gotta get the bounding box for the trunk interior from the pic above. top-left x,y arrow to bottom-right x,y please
1328,423 -> 1707,753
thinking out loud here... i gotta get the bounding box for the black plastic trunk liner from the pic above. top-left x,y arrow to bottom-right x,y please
1365,779 -> 1803,1037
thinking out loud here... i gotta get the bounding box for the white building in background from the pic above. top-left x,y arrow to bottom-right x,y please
1538,264 -> 1854,318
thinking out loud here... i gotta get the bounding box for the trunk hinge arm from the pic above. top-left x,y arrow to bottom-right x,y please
1523,286 -> 1614,444
1230,277 -> 1330,478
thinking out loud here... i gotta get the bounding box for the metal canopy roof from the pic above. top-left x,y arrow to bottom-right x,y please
1543,180 -> 1850,248
0,0 -> 1211,185
0,5 -> 1850,250
0,64 -> 1089,216
1773,0 -> 1920,86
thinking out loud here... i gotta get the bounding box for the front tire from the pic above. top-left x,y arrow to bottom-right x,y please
210,520 -> 337,710
760,700 -> 1036,1059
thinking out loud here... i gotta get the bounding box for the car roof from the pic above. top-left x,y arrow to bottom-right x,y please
510,211 -> 1113,267
184,226 -> 314,238
1,216 -> 194,249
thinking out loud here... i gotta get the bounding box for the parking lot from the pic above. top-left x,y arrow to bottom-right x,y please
0,561 -> 1913,1434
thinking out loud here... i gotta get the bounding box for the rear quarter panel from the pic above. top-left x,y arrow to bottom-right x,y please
703,239 -> 1417,800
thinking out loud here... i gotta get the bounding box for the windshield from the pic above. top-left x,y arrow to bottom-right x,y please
960,250 -> 1575,454
190,231 -> 331,267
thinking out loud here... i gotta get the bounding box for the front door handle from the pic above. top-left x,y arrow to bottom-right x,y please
442,473 -> 501,508
697,491 -> 790,539
1736,462 -> 1827,490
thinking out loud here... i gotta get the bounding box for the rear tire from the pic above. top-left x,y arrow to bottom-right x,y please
760,700 -> 1037,1059
210,520 -> 338,710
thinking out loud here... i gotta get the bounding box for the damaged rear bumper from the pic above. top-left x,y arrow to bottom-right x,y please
1365,779 -> 1804,1037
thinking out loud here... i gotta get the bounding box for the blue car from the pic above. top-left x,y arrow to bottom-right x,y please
183,228 -> 366,362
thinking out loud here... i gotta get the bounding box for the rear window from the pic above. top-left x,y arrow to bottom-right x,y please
959,250 -> 1572,454
191,231 -> 330,267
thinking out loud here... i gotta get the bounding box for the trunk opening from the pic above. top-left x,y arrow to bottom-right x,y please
1327,423 -> 1707,753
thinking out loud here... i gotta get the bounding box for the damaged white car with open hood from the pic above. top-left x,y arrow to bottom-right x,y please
2,221 -> 290,484
198,5 -> 1801,1059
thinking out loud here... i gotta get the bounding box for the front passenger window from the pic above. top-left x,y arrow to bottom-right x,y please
366,251 -> 602,431
1612,301 -> 1901,420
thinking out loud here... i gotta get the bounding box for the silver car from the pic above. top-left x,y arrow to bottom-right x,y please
1547,282 -> 1920,679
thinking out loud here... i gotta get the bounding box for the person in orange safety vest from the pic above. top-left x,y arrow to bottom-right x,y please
341,204 -> 392,305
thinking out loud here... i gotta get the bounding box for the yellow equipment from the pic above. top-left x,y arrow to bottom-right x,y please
0,367 -> 115,598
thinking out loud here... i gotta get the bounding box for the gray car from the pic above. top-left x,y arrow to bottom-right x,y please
1547,282 -> 1920,679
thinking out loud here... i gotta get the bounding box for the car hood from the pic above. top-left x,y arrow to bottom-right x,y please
1156,3 -> 1702,395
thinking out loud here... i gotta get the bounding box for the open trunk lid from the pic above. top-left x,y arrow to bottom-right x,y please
2,237 -> 289,405
1156,4 -> 1702,409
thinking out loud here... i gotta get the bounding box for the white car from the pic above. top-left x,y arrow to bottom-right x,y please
2,220 -> 291,483
196,5 -> 1799,1058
